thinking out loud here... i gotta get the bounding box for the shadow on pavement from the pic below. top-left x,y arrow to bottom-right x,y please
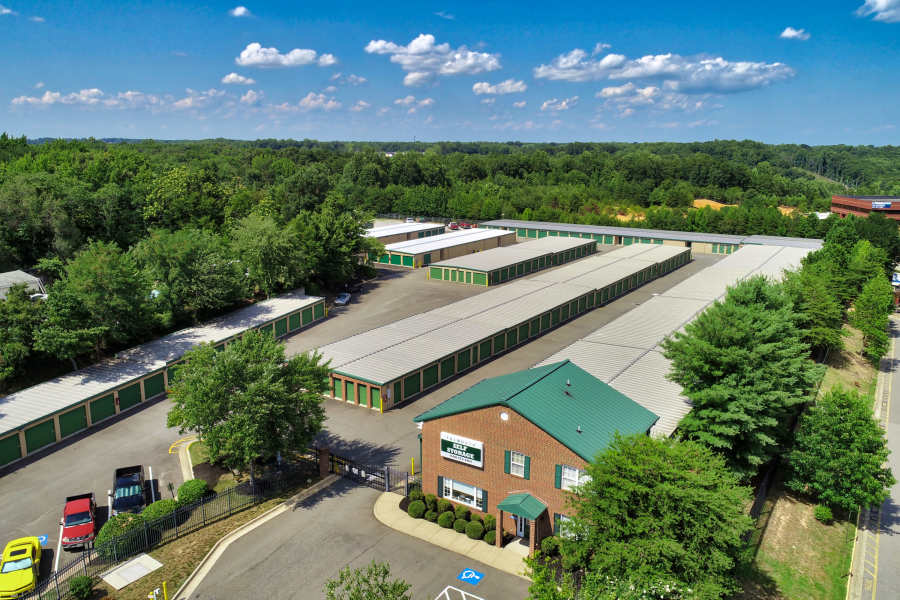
285,476 -> 360,512
315,431 -> 402,467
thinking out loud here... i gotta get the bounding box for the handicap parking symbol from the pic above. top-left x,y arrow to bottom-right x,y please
37,535 -> 48,547
456,568 -> 484,586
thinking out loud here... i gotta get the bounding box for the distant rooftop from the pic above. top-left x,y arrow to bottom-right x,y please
0,270 -> 44,300
832,195 -> 900,200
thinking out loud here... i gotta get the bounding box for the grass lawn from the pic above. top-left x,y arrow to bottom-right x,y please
819,325 -> 877,399
187,441 -> 238,493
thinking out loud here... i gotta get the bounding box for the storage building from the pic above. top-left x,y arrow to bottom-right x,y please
0,291 -> 326,468
366,222 -> 447,244
428,236 -> 597,286
413,360 -> 658,555
0,270 -> 45,300
375,228 -> 516,268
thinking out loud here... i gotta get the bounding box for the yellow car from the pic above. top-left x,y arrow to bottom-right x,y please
0,537 -> 41,598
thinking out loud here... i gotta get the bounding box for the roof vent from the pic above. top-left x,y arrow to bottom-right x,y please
566,379 -> 571,387
576,425 -> 582,434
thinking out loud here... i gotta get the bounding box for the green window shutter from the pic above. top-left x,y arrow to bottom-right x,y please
437,476 -> 444,498
504,450 -> 511,474
554,513 -> 560,535
524,456 -> 531,480
481,489 -> 488,512
554,464 -> 562,489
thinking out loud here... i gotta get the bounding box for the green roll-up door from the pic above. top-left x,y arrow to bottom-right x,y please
301,307 -> 313,326
560,305 -> 569,321
538,230 -> 547,238
259,323 -> 274,337
493,334 -> 505,352
457,349 -> 471,371
440,357 -> 456,380
118,382 -> 142,410
379,254 -> 389,263
579,297 -> 586,313
473,272 -> 486,286
451,270 -> 458,282
90,394 -> 116,423
346,383 -> 355,403
507,329 -> 518,347
390,254 -> 401,265
0,435 -> 21,467
59,406 -> 87,438
25,420 -> 56,454
144,372 -> 165,399
479,340 -> 492,361
404,373 -> 421,398
465,271 -> 472,284
289,313 -> 302,330
314,302 -> 325,319
528,229 -> 537,238
371,388 -> 381,410
423,253 -> 431,265
601,288 -> 609,304
393,381 -> 402,405
357,383 -> 366,406
624,237 -> 633,245
423,364 -> 439,389
551,308 -> 561,326
570,300 -> 577,315
522,322 -> 533,340
430,267 -> 443,280
517,228 -> 527,237
333,378 -> 343,399
402,255 -> 414,267
541,314 -> 551,330
275,318 -> 288,337
516,263 -> 524,276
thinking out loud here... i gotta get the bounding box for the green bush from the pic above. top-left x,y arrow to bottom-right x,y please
814,505 -> 834,524
482,514 -> 496,531
454,504 -> 469,521
437,499 -> 451,513
484,530 -> 496,545
95,513 -> 146,559
177,479 -> 210,506
408,488 -> 424,503
141,499 -> 178,522
438,511 -> 455,528
469,513 -> 482,524
465,521 -> 485,540
407,500 -> 426,519
68,575 -> 93,600
540,535 -> 560,556
424,493 -> 437,512
453,518 -> 468,533
425,510 -> 438,522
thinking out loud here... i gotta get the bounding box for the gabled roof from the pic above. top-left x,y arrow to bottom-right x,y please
414,360 -> 658,462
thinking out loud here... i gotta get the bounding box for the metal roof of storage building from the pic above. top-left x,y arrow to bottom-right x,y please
0,270 -> 44,299
426,279 -> 551,320
366,222 -> 445,238
0,291 -> 323,435
383,228 -> 512,254
742,235 -> 823,249
429,236 -> 594,272
481,219 -> 746,244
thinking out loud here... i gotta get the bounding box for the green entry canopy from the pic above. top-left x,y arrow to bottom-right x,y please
496,493 -> 547,521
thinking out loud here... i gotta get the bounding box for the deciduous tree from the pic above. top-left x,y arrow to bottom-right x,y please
324,561 -> 411,600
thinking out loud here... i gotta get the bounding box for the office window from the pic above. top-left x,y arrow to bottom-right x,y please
442,478 -> 484,510
510,451 -> 526,478
561,465 -> 589,491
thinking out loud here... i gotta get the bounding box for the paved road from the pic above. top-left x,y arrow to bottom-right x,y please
189,480 -> 532,600
874,318 -> 900,600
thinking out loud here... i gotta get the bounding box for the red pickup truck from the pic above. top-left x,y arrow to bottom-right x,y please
60,493 -> 97,548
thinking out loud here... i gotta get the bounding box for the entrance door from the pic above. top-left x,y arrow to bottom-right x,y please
514,516 -> 529,539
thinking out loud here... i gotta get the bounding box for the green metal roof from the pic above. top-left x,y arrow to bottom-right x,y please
496,493 -> 547,520
413,360 -> 658,462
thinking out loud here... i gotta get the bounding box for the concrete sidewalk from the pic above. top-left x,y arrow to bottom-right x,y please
373,492 -> 530,580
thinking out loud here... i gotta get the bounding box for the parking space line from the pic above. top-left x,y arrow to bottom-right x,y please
54,524 -> 63,572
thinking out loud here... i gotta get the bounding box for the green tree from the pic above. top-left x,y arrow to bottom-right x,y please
786,387 -> 895,511
34,241 -> 152,364
852,275 -> 894,363
324,561 -> 411,600
782,263 -> 844,356
166,330 -> 329,482
131,228 -> 245,325
230,214 -> 304,297
541,435 -> 752,600
0,284 -> 45,387
663,276 -> 823,477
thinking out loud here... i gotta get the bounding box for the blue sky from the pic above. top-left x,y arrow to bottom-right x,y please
3,0 -> 899,143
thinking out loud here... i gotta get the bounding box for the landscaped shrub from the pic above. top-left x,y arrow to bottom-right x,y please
484,530 -> 496,545
482,514 -> 496,531
95,513 -> 146,559
437,499 -> 451,513
407,500 -> 426,519
141,499 -> 178,522
177,479 -> 210,506
68,575 -> 93,600
453,518 -> 468,533
425,510 -> 438,522
465,521 -> 485,540
424,493 -> 437,512
454,504 -> 469,521
814,504 -> 834,524
408,488 -> 424,503
469,513 -> 482,524
540,535 -> 560,556
438,511 -> 455,528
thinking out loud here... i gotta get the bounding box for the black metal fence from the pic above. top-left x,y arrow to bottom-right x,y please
27,456 -> 317,600
327,452 -> 414,495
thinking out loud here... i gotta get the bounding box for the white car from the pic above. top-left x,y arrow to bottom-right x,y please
405,217 -> 415,223
335,293 -> 351,306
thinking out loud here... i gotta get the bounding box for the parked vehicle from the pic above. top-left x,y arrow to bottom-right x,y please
447,222 -> 459,230
459,222 -> 472,229
60,493 -> 97,549
0,537 -> 41,598
405,217 -> 415,223
112,466 -> 145,516
344,280 -> 362,293
334,293 -> 352,306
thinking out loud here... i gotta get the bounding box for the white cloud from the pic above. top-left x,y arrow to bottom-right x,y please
857,0 -> 900,22
435,10 -> 455,20
12,88 -> 104,106
235,42 -> 336,68
592,42 -> 611,55
29,15 -> 44,22
329,73 -> 368,86
350,100 -> 371,112
393,95 -> 434,113
298,92 -> 341,111
540,96 -> 578,111
780,27 -> 810,40
221,72 -> 256,85
472,79 -> 527,95
34,81 -> 44,89
240,90 -> 262,105
229,6 -> 251,17
173,88 -> 225,110
534,46 -> 795,93
365,33 -> 501,86
597,82 -> 636,98
481,98 -> 495,105
0,4 -> 16,15
323,85 -> 337,93
513,100 -> 526,108
394,95 -> 416,106
596,81 -> 708,116
376,107 -> 390,116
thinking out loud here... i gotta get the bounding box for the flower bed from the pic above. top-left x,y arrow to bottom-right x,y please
404,489 -> 496,544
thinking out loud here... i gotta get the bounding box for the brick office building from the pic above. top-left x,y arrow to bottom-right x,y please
413,360 -> 658,555
831,195 -> 900,221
